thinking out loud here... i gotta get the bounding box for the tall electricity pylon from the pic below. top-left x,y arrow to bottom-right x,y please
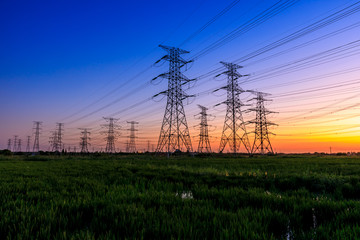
126,121 -> 138,153
49,131 -> 58,151
248,91 -> 276,154
214,61 -> 251,154
196,105 -> 212,153
17,139 -> 22,152
153,45 -> 194,153
102,117 -> 120,153
7,139 -> 11,150
26,136 -> 31,152
13,135 -> 18,152
32,121 -> 42,152
57,123 -> 64,151
79,128 -> 91,153
50,123 -> 64,152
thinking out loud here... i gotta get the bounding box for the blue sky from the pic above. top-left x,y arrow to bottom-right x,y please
1,0 -> 360,152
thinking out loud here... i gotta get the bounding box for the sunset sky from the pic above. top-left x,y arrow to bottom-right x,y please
1,0 -> 360,153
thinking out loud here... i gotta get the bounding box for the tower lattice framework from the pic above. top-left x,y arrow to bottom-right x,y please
126,121 -> 138,153
79,128 -> 91,153
102,117 -> 120,153
50,123 -> 64,152
196,105 -> 212,153
153,45 -> 193,153
248,91 -> 276,154
215,61 -> 251,154
13,135 -> 18,152
26,136 -> 31,152
7,139 -> 11,151
32,121 -> 42,152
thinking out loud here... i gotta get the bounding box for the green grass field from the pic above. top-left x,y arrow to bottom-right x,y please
0,154 -> 359,239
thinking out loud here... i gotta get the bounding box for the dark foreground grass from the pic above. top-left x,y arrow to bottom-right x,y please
0,154 -> 359,239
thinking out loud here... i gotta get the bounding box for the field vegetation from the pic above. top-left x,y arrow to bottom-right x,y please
0,153 -> 359,239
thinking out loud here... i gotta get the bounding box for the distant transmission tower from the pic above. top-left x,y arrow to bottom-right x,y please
153,45 -> 194,153
17,139 -> 22,152
26,136 -> 31,152
7,139 -> 11,150
32,121 -> 42,152
126,121 -> 138,153
196,105 -> 212,153
79,128 -> 91,153
102,117 -> 120,153
248,91 -> 277,154
13,135 -> 18,152
214,61 -> 251,154
50,123 -> 64,152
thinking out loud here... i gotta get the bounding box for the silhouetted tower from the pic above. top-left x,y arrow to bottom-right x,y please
126,121 -> 138,153
50,123 -> 64,152
49,131 -> 58,151
153,45 -> 194,153
26,136 -> 31,152
196,105 -> 212,153
248,91 -> 276,154
17,139 -> 22,152
32,121 -> 42,152
13,135 -> 18,152
57,123 -> 64,151
79,128 -> 91,153
214,61 -> 251,154
7,139 -> 11,150
102,117 -> 120,153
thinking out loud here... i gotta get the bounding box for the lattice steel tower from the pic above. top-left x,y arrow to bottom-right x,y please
13,135 -> 18,152
196,105 -> 212,153
17,139 -> 22,152
126,121 -> 138,153
248,91 -> 276,154
79,128 -> 91,153
215,61 -> 251,154
102,117 -> 120,153
7,139 -> 11,150
32,121 -> 42,152
26,136 -> 31,152
50,123 -> 64,152
153,45 -> 194,153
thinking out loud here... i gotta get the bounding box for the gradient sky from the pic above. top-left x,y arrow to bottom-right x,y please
1,0 -> 360,153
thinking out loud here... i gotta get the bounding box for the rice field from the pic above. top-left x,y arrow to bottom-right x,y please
0,153 -> 359,239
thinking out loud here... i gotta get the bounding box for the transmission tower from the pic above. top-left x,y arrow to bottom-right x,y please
17,139 -> 22,152
57,123 -> 64,151
196,105 -> 212,153
50,123 -> 64,152
13,135 -> 18,152
32,121 -> 42,152
102,117 -> 120,153
126,121 -> 138,153
248,91 -> 277,155
79,128 -> 91,153
26,136 -> 31,152
7,139 -> 11,150
153,45 -> 194,153
214,61 -> 251,154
